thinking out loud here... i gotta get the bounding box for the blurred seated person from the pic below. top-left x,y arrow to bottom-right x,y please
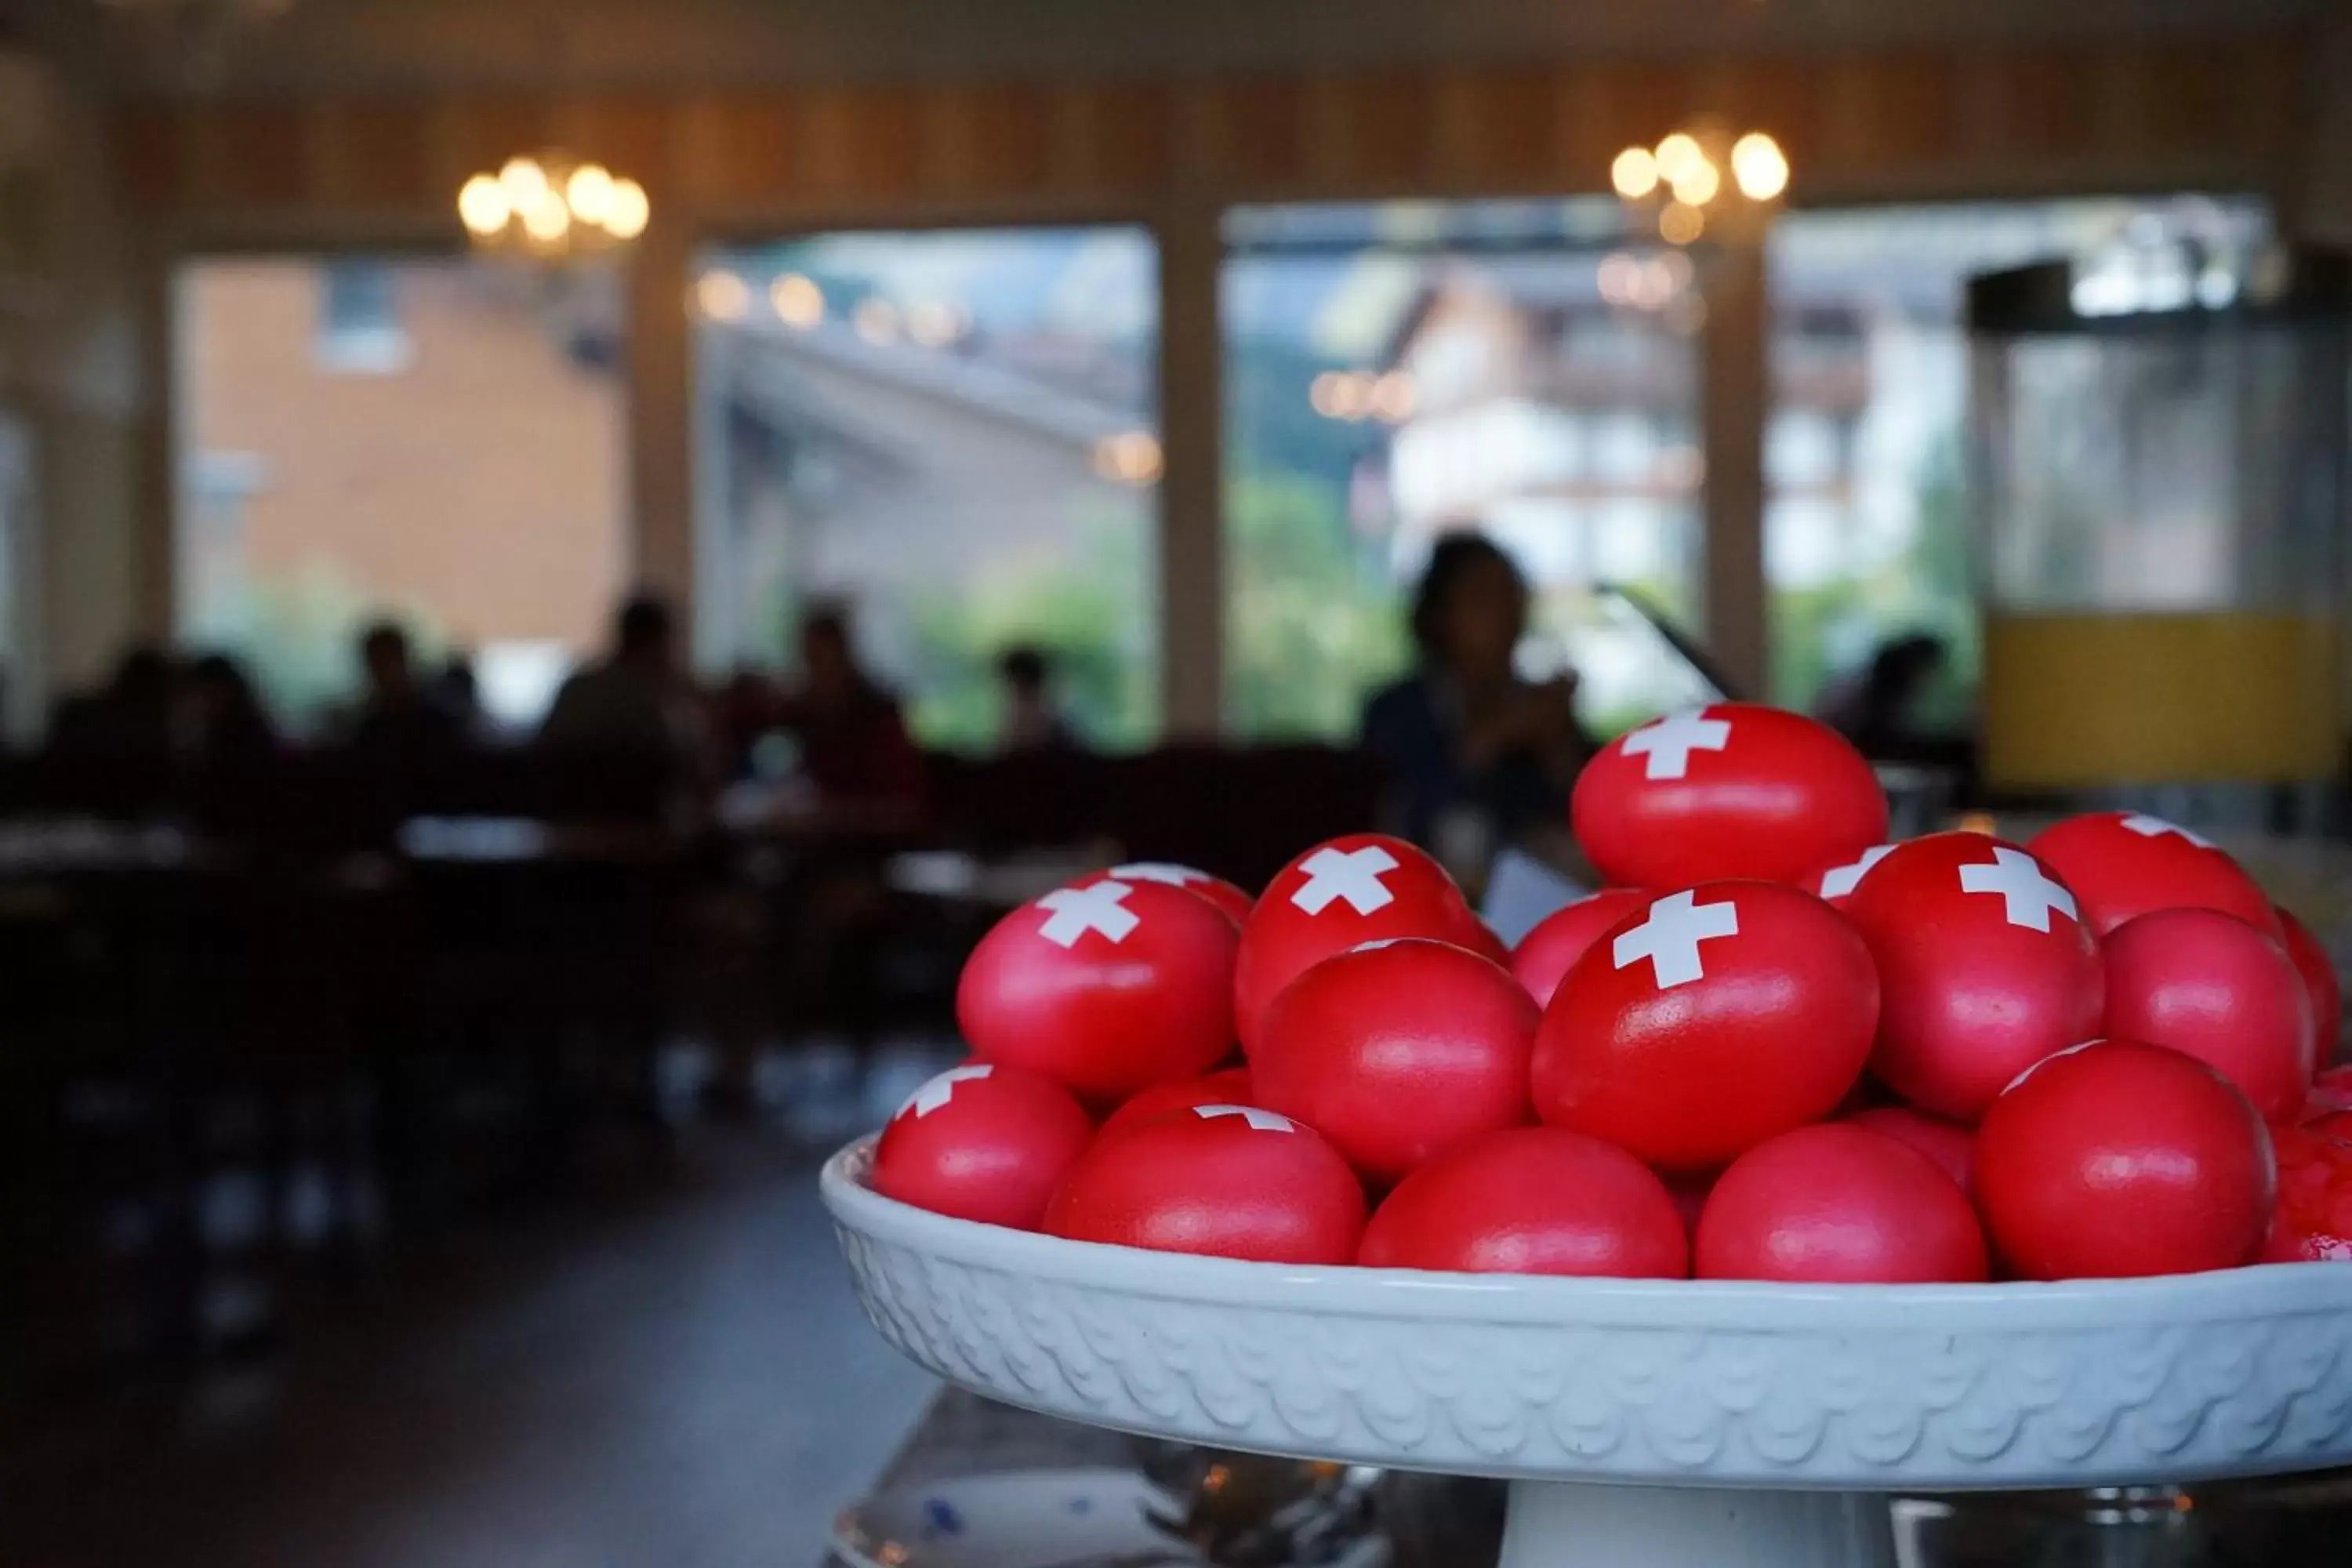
1815,633 -> 1949,756
49,645 -> 176,771
180,653 -> 278,766
709,669 -> 785,783
539,593 -> 709,775
771,604 -> 927,835
430,652 -> 485,742
732,606 -> 928,1108
997,644 -> 1081,755
342,620 -> 463,762
1360,534 -> 1596,887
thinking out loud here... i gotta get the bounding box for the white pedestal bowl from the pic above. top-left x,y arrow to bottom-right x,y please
822,1139 -> 2352,1567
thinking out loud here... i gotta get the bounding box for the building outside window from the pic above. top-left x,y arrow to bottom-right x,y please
1763,195 -> 2271,724
1223,200 -> 1711,742
176,256 -> 627,728
691,226 -> 1161,752
314,260 -> 414,376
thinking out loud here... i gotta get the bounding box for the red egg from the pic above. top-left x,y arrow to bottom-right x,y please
1043,1104 -> 1367,1264
1805,842 -> 1900,910
1696,1123 -> 1988,1284
1531,881 -> 1879,1172
1510,887 -> 1653,1009
1570,703 -> 1889,889
2026,811 -> 2281,938
958,877 -> 1240,1105
1358,1127 -> 1688,1278
1975,1039 -> 2275,1280
1233,834 -> 1491,1053
1840,833 -> 2104,1121
1254,938 -> 1536,1185
1075,862 -> 1254,927
2259,1123 -> 2352,1264
2313,1064 -> 2352,1114
1098,1066 -> 1256,1137
2103,907 -> 2316,1122
2276,906 -> 2343,1067
871,1063 -> 1095,1231
1846,1105 -> 1976,1194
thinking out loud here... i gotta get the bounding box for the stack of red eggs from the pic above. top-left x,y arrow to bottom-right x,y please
871,702 -> 2352,1284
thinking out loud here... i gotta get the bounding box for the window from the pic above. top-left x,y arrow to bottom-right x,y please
691,227 -> 1161,752
1222,200 -> 1708,742
1762,196 -> 2270,723
314,260 -> 412,375
176,256 -> 628,728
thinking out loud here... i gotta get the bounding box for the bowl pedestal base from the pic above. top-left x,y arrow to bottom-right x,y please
1499,1480 -> 1894,1568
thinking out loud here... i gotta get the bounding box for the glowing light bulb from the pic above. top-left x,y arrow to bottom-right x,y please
1658,201 -> 1705,245
1731,132 -> 1789,201
696,270 -> 750,322
521,189 -> 572,243
1328,372 -> 1373,421
906,299 -> 962,347
1092,431 -> 1163,485
1370,371 -> 1418,423
457,174 -> 509,237
1610,147 -> 1659,200
771,273 -> 825,328
854,298 -> 901,344
1597,252 -> 1636,305
604,178 -> 649,240
1122,431 -> 1163,484
565,163 -> 615,227
499,156 -> 548,209
1653,133 -> 1703,183
1671,158 -> 1720,207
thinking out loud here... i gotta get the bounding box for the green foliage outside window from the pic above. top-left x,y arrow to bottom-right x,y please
194,559 -> 447,731
902,510 -> 1159,754
1769,436 -> 1979,731
1223,469 -> 1409,741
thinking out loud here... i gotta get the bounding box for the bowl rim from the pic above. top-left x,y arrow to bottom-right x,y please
822,1135 -> 2352,1331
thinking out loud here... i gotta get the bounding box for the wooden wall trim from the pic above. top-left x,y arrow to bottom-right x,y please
113,39 -> 2302,230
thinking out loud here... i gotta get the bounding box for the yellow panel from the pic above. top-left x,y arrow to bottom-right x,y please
1984,612 -> 2343,786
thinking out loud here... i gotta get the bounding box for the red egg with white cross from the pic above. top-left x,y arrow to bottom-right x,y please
1073,862 -> 1254,927
1233,833 -> 1497,1054
871,1062 -> 1095,1231
1572,702 -> 1889,889
1097,1065 -> 1257,1138
1531,880 -> 1880,1172
1839,833 -> 2105,1122
1805,842 -> 1900,910
958,877 -> 1240,1105
1510,887 -> 1653,1009
1043,1103 -> 1367,1264
2026,811 -> 2281,938
1254,937 -> 1537,1185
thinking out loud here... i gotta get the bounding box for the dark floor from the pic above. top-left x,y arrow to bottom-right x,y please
2,1116 -> 941,1568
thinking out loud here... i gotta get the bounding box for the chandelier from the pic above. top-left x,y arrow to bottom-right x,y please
1610,123 -> 1789,247
458,154 -> 649,263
